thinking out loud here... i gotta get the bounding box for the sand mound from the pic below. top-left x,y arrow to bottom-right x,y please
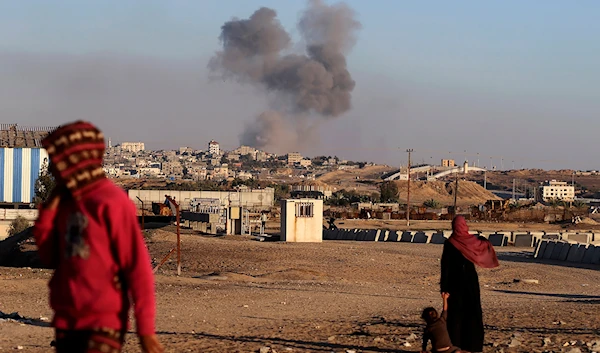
317,165 -> 395,184
578,217 -> 598,225
394,180 -> 501,206
292,179 -> 332,189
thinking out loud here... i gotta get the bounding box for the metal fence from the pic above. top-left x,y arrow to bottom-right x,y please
0,124 -> 58,132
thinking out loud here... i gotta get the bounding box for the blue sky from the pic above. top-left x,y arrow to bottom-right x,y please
0,1 -> 598,169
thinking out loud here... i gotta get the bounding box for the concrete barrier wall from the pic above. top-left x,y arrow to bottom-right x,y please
534,239 -> 600,265
321,230 -> 599,252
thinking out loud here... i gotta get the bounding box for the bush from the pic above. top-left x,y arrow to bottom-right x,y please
8,216 -> 30,237
423,199 -> 442,208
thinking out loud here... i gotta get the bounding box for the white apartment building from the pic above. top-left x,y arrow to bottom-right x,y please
208,140 -> 220,155
541,180 -> 575,202
120,142 -> 145,153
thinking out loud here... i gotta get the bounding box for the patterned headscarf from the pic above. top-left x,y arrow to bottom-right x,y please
42,121 -> 106,199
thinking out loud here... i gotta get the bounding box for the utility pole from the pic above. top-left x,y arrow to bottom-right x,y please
136,196 -> 145,231
453,172 -> 459,217
406,149 -> 413,227
512,178 -> 516,200
484,170 -> 487,190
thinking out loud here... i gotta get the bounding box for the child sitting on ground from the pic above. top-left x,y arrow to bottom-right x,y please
421,292 -> 461,353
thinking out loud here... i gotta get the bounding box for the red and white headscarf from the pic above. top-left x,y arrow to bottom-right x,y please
448,215 -> 499,268
42,121 -> 106,199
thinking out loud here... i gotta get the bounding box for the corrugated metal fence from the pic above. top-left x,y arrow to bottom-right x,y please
0,147 -> 48,203
0,124 -> 58,132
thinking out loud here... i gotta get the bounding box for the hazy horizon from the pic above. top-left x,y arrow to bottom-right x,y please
1,1 -> 598,170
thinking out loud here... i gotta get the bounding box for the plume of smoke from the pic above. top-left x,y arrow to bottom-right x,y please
210,0 -> 361,150
239,111 -> 296,151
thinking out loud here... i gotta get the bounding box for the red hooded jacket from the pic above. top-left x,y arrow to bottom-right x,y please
33,178 -> 156,336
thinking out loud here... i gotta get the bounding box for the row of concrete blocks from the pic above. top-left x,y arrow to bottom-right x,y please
322,229 -> 511,246
531,232 -> 599,244
480,231 -> 599,247
323,229 -> 600,248
534,239 -> 600,265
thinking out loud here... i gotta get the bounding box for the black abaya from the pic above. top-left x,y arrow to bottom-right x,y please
440,240 -> 484,352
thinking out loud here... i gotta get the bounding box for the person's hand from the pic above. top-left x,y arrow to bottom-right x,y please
441,292 -> 450,299
139,334 -> 164,353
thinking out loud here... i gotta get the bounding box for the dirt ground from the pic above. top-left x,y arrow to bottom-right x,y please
1,227 -> 600,353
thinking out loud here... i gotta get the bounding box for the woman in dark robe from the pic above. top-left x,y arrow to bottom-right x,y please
440,216 -> 499,353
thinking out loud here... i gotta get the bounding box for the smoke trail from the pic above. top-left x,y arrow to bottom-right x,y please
210,0 -> 361,150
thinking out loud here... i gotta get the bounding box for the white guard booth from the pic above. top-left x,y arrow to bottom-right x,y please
280,198 -> 323,242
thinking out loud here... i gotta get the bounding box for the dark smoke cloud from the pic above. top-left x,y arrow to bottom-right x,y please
209,0 -> 361,151
239,110 -> 296,149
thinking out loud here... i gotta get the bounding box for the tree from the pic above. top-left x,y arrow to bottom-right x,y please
379,181 -> 399,203
32,160 -> 55,207
273,184 -> 291,201
8,216 -> 30,237
572,200 -> 587,209
423,199 -> 442,209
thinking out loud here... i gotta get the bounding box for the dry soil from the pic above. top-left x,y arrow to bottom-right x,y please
1,228 -> 600,353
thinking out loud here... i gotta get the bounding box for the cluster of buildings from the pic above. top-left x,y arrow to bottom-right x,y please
0,124 -> 586,208
102,139 -> 356,183
0,124 -> 341,206
102,140 -> 322,181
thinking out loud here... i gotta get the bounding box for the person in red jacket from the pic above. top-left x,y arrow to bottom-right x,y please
32,121 -> 163,353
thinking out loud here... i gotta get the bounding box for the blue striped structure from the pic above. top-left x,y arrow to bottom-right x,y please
0,148 -> 49,203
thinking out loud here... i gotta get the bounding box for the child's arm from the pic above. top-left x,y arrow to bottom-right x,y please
441,292 -> 449,319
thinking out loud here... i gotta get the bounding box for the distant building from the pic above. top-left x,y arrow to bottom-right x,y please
236,171 -> 253,180
300,159 -> 312,168
161,161 -> 184,176
208,140 -> 220,155
121,142 -> 145,153
226,153 -> 240,161
541,180 -> 575,202
442,159 -> 455,167
255,151 -> 268,162
287,152 -> 303,165
234,145 -> 256,156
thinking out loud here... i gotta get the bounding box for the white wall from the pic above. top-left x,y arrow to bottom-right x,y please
127,189 -> 275,209
280,199 -> 323,242
0,209 -> 38,220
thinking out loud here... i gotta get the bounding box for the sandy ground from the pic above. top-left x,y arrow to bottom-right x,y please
1,228 -> 600,353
